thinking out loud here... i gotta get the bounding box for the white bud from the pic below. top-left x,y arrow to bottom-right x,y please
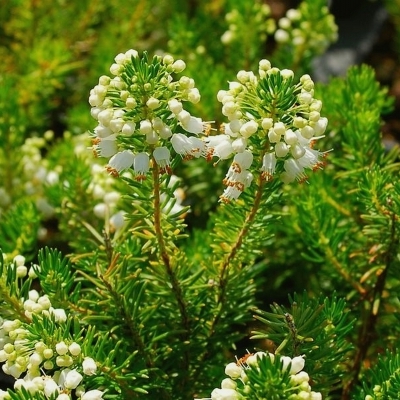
64,369 -> 83,389
44,378 -> 59,397
211,388 -> 239,400
139,120 -> 153,135
259,59 -> 271,71
168,99 -> 183,114
290,355 -> 305,374
172,59 -> 186,73
146,97 -> 160,110
55,341 -> 68,356
13,255 -> 25,266
239,120 -> 258,138
29,352 -> 42,367
284,129 -> 298,145
68,342 -> 81,356
224,362 -> 242,379
262,118 -> 273,130
50,308 -> 67,323
280,69 -> 294,80
221,378 -> 237,390
81,390 -> 105,400
16,266 -> 28,278
275,142 -> 289,158
82,357 -> 97,376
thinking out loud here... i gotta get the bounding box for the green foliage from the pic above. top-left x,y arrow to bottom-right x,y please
0,200 -> 40,259
252,293 -> 354,395
0,1 -> 400,400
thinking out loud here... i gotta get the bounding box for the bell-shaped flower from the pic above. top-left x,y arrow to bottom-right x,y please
106,150 -> 134,177
282,158 -> 307,183
64,369 -> 83,389
94,134 -> 118,158
261,152 -> 277,181
182,115 -> 205,134
153,147 -> 171,174
133,152 -> 150,181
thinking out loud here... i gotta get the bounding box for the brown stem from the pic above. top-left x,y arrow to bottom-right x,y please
152,163 -> 191,383
342,212 -> 398,399
208,172 -> 266,340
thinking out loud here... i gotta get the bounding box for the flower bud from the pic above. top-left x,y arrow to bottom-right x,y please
224,362 -> 242,379
82,390 -> 105,400
82,357 -> 97,376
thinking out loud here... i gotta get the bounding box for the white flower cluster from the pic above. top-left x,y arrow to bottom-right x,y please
0,131 -> 57,217
202,352 -> 322,400
274,5 -> 337,54
0,289 -> 103,400
221,3 -> 276,46
215,60 -> 328,202
89,49 -> 207,180
4,254 -> 38,280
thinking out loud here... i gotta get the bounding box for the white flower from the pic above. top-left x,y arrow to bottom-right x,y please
233,150 -> 253,170
275,29 -> 290,43
82,357 -> 97,376
81,389 -> 105,400
207,135 -> 233,160
224,362 -> 242,379
280,69 -> 294,80
231,137 -> 247,153
50,308 -> 67,323
297,147 -> 326,171
268,129 -> 280,143
187,88 -> 201,103
121,121 -> 136,136
153,146 -> 171,173
145,129 -> 159,144
275,142 -> 290,158
139,119 -> 153,135
310,391 -> 322,400
211,388 -> 240,400
94,134 -> 118,158
68,342 -> 81,356
56,394 -> 71,400
93,203 -> 107,219
182,115 -> 205,134
133,152 -> 150,181
146,97 -> 160,110
168,99 -> 183,114
106,150 -> 135,177
261,153 -> 276,181
29,352 -> 42,367
239,120 -> 258,138
172,59 -> 186,73
312,117 -> 328,135
159,125 -> 172,139
284,129 -> 298,145
13,255 -> 25,266
64,369 -> 83,389
94,124 -> 113,138
55,341 -> 68,356
221,378 -> 237,390
110,211 -> 126,231
290,355 -> 305,374
44,377 -> 59,397
282,158 -> 307,183
16,266 -> 28,278
171,134 -> 206,159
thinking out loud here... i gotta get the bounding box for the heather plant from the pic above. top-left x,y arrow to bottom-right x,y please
0,1 -> 400,400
